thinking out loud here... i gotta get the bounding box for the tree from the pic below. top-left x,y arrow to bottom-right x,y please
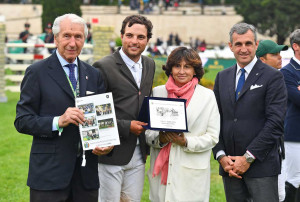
235,0 -> 300,44
41,0 -> 81,32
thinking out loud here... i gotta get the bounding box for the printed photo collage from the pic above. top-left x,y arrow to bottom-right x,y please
78,102 -> 115,148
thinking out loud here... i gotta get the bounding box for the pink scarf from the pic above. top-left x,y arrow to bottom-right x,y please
152,76 -> 198,185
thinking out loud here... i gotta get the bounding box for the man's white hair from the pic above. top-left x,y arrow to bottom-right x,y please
52,13 -> 88,38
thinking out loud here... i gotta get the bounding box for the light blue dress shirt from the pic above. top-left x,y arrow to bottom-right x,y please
52,50 -> 79,131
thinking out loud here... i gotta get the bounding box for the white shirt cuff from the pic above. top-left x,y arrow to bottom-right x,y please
246,150 -> 256,159
216,150 -> 226,159
52,116 -> 60,131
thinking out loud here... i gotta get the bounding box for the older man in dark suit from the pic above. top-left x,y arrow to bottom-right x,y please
93,15 -> 155,201
213,23 -> 287,201
14,14 -> 112,202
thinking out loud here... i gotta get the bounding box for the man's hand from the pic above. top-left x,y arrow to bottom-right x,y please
130,120 -> 147,135
229,156 -> 251,177
92,146 -> 114,156
58,107 -> 85,127
219,155 -> 234,173
219,155 -> 242,179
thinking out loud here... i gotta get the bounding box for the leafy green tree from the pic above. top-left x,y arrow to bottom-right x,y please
235,0 -> 300,44
41,0 -> 81,32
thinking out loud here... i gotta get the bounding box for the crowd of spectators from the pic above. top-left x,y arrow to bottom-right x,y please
146,32 -> 208,56
9,22 -> 209,58
129,0 -> 182,14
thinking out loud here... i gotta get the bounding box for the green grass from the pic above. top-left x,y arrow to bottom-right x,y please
0,61 -> 225,201
142,155 -> 225,202
0,91 -> 31,202
203,68 -> 221,82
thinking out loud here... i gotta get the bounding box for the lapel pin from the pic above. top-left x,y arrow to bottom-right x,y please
256,73 -> 259,76
86,76 -> 88,80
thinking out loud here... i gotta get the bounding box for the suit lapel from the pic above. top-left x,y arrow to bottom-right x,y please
238,60 -> 263,100
228,65 -> 237,105
290,58 -> 300,70
47,54 -> 74,99
140,56 -> 148,88
115,51 -> 139,89
78,59 -> 88,97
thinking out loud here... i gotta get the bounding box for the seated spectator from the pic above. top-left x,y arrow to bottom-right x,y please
86,22 -> 92,44
44,23 -> 55,53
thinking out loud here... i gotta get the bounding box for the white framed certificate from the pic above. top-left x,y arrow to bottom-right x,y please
138,97 -> 188,132
76,92 -> 120,150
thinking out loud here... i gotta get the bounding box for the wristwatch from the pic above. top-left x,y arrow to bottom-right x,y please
244,152 -> 255,164
217,154 -> 225,162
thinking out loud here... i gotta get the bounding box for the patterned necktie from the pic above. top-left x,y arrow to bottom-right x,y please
66,63 -> 77,90
236,68 -> 245,100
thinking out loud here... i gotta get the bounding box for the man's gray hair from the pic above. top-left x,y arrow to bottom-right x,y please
52,13 -> 88,38
290,29 -> 300,50
229,23 -> 257,43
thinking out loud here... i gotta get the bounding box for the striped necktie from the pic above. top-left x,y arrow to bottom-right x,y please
236,68 -> 245,100
65,63 -> 77,90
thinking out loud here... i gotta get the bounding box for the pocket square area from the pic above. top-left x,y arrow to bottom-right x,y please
86,91 -> 95,95
250,84 -> 263,90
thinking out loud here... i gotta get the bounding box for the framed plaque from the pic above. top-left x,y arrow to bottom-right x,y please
138,97 -> 188,132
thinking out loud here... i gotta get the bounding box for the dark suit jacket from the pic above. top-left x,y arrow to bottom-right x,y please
14,53 -> 105,190
212,59 -> 287,177
281,58 -> 300,142
93,48 -> 155,165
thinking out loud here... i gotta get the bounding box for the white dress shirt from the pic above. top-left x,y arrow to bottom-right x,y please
235,56 -> 257,89
217,56 -> 258,160
119,47 -> 143,88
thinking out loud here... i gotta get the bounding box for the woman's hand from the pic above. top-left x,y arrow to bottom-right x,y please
170,132 -> 186,147
159,131 -> 169,144
159,131 -> 187,147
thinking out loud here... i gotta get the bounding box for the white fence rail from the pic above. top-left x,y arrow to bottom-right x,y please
4,42 -> 93,92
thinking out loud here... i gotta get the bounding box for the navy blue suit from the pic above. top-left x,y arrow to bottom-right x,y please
213,59 -> 287,177
281,58 -> 300,142
15,53 -> 105,191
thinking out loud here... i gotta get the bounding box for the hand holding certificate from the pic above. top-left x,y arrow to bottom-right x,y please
159,131 -> 187,147
138,97 -> 188,132
92,145 -> 114,156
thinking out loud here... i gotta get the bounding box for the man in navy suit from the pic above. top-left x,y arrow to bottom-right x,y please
213,23 -> 287,201
14,14 -> 112,202
256,39 -> 288,202
280,29 -> 300,202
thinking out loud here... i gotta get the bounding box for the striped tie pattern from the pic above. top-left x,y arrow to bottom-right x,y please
66,63 -> 77,90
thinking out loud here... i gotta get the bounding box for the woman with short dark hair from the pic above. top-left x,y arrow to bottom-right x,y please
146,47 -> 220,202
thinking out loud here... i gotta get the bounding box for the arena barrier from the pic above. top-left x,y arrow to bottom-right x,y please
4,42 -> 93,92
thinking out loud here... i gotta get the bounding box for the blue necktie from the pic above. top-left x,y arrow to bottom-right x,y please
236,68 -> 245,100
66,63 -> 77,90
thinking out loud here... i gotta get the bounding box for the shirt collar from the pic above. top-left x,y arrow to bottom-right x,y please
236,56 -> 257,75
293,56 -> 300,66
56,50 -> 78,67
119,47 -> 142,69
